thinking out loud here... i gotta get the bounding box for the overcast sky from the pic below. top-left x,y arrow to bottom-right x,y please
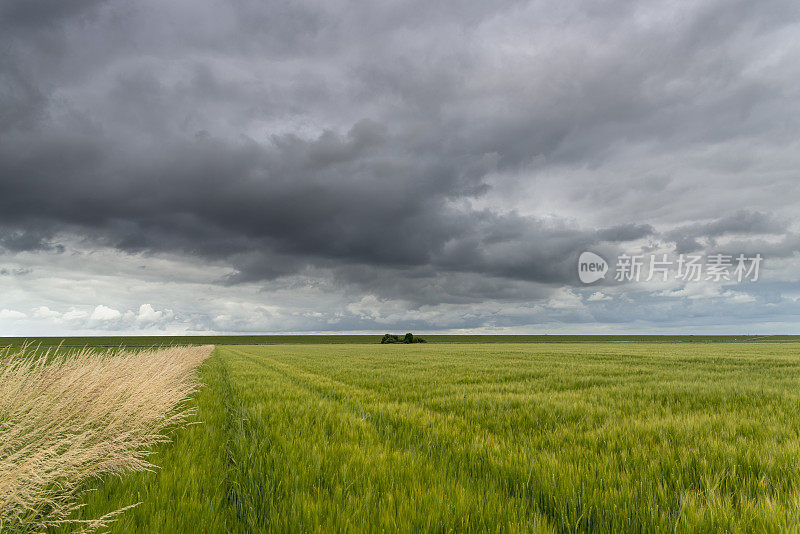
1,0 -> 799,335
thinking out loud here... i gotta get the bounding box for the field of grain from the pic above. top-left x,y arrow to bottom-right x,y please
47,342 -> 800,533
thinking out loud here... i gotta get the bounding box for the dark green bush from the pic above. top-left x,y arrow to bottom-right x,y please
380,333 -> 426,344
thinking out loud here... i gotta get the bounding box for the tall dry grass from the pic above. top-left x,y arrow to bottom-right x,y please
0,344 -> 214,532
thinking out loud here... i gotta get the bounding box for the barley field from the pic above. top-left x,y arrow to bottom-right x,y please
42,341 -> 800,533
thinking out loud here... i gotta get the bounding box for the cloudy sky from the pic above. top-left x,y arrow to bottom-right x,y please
1,0 -> 799,335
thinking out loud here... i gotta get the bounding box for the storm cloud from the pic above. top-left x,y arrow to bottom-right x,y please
1,0 -> 799,334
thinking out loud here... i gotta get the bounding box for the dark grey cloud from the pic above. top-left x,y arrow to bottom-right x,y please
667,210 -> 787,253
1,0 -> 799,332
0,0 -> 105,27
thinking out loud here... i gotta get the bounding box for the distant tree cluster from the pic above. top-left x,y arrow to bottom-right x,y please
380,333 -> 427,344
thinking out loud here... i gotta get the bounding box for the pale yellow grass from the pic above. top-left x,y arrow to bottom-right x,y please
0,344 -> 214,532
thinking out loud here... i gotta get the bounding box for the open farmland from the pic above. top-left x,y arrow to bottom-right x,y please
3,334 -> 800,348
48,341 -> 800,532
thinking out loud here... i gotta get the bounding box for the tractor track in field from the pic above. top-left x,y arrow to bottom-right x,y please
223,346 -> 598,532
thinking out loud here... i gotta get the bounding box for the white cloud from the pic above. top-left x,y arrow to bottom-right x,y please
587,292 -> 612,302
721,291 -> 757,304
346,295 -> 384,320
32,306 -> 61,319
546,288 -> 584,310
89,305 -> 122,323
0,309 -> 26,320
136,303 -> 161,324
135,303 -> 174,326
655,283 -> 757,303
62,309 -> 89,323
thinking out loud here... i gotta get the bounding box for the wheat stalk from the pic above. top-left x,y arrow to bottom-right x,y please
0,344 -> 214,532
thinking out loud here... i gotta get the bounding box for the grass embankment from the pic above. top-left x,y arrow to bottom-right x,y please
60,342 -> 800,532
0,345 -> 213,532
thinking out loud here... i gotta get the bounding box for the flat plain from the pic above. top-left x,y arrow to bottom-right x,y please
4,334 -> 800,348
43,341 -> 800,532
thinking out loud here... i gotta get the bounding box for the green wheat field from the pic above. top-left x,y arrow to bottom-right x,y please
42,340 -> 800,532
